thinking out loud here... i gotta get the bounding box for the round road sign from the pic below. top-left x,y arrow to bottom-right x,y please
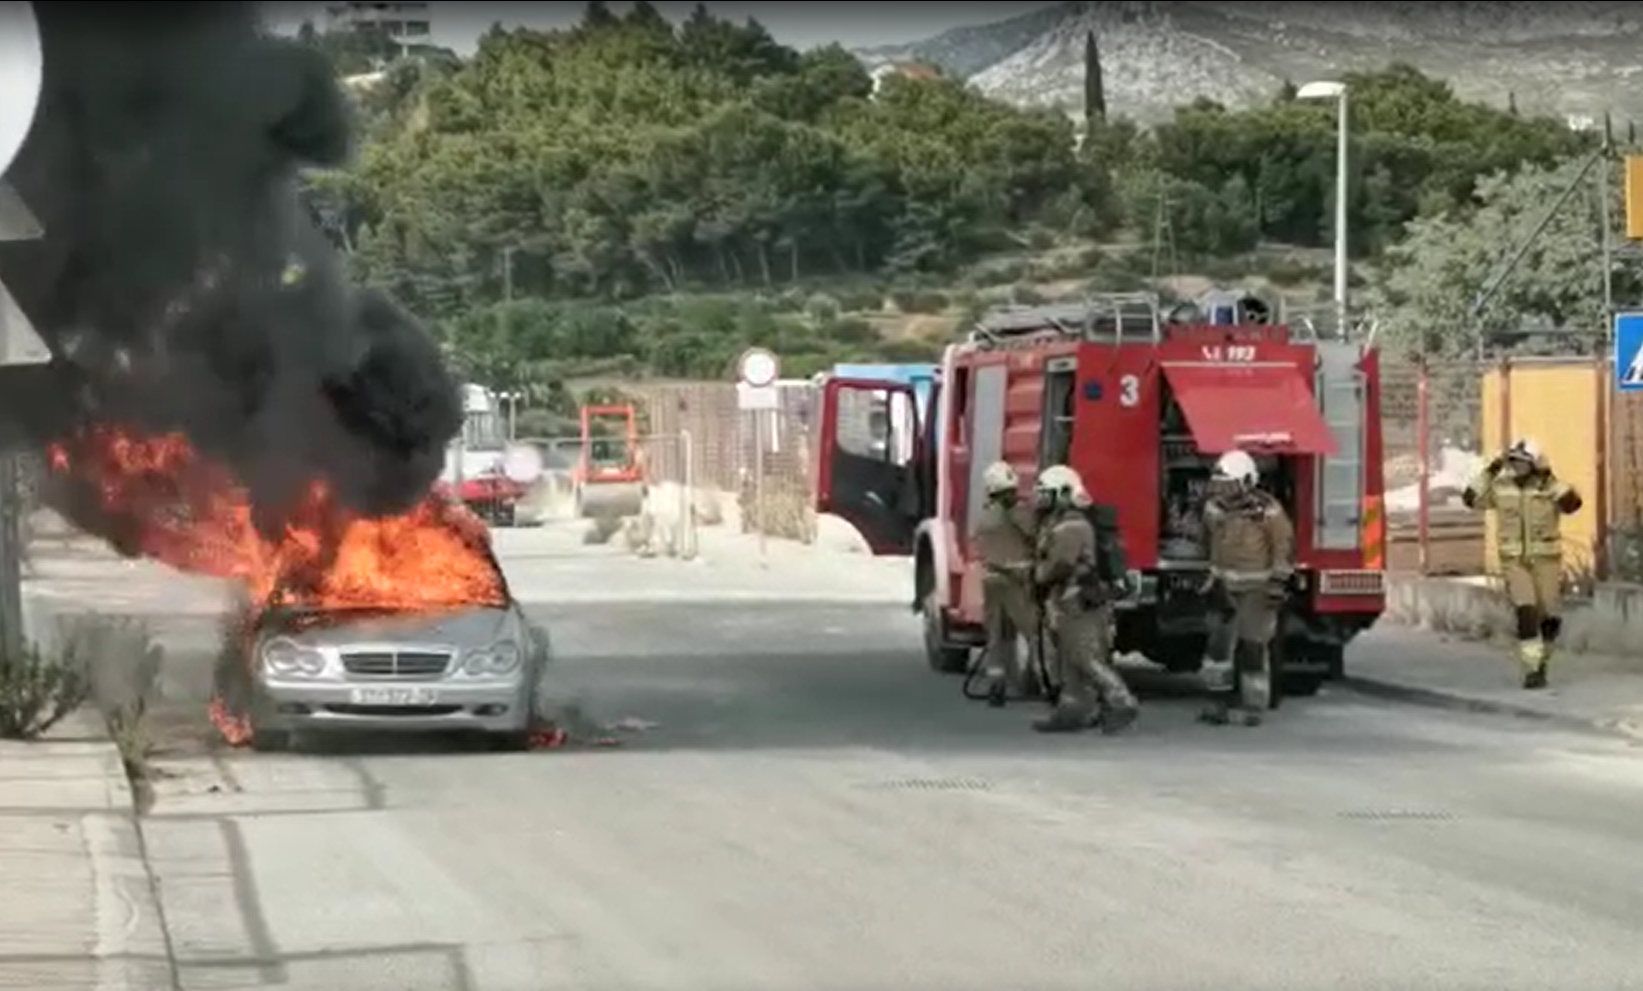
0,2 -> 43,177
737,347 -> 779,388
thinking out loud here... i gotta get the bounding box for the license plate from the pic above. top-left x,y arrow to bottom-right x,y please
348,687 -> 439,706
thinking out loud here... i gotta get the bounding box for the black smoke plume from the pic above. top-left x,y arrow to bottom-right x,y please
0,2 -> 461,541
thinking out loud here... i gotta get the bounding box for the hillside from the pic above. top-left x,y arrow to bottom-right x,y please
857,1 -> 1643,123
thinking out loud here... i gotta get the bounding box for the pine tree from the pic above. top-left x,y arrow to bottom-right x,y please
1083,31 -> 1107,129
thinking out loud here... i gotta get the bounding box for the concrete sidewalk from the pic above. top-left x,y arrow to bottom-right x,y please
0,709 -> 173,990
1344,625 -> 1643,741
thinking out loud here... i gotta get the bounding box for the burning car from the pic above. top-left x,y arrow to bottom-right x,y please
44,424 -> 549,752
232,594 -> 550,753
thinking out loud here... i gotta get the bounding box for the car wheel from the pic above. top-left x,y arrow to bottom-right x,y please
486,730 -> 532,752
250,726 -> 291,753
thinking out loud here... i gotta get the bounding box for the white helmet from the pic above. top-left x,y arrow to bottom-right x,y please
1035,464 -> 1087,505
1212,450 -> 1258,488
981,461 -> 1018,495
1506,437 -> 1543,466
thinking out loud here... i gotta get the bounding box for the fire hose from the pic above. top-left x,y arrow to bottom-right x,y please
961,575 -> 1061,707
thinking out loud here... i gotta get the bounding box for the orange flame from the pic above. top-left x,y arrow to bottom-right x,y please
207,696 -> 253,747
44,423 -> 507,613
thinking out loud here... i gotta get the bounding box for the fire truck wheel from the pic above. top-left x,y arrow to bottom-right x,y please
1150,635 -> 1209,674
1279,673 -> 1324,699
922,593 -> 971,674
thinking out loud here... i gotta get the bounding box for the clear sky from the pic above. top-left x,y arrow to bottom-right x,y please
261,1 -> 1056,53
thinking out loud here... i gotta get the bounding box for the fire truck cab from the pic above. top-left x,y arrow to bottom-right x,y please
813,291 -> 1387,697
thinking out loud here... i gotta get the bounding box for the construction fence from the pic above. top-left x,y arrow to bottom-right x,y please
624,381 -> 821,544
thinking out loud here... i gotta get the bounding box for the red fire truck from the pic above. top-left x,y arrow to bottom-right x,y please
813,291 -> 1387,697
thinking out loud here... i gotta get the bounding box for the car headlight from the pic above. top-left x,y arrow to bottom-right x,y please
261,637 -> 325,677
463,641 -> 522,675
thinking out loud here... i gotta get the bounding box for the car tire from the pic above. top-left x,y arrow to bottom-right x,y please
250,727 -> 291,753
486,730 -> 532,752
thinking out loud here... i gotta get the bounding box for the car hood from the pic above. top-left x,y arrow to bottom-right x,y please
270,606 -> 513,650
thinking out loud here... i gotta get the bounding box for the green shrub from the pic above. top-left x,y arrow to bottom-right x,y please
1009,283 -> 1048,306
890,288 -> 949,314
820,317 -> 877,345
804,292 -> 841,321
0,640 -> 90,740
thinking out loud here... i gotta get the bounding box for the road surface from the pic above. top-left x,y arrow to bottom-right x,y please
25,522 -> 1643,989
139,610 -> 1643,990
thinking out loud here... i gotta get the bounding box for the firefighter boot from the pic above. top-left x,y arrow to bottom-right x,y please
1197,698 -> 1232,726
1033,695 -> 1093,733
1098,701 -> 1139,736
986,677 -> 1008,708
1234,640 -> 1269,727
1519,637 -> 1548,690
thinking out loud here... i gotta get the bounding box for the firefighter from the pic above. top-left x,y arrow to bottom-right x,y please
1030,464 -> 1140,735
1197,449 -> 1295,728
1461,439 -> 1581,689
973,461 -> 1044,700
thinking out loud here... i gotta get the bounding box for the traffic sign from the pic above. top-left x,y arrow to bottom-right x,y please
1615,312 -> 1643,391
0,280 -> 48,365
736,381 -> 780,411
736,347 -> 779,388
0,1 -> 42,178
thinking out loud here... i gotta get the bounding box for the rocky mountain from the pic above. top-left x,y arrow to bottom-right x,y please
856,2 -> 1643,124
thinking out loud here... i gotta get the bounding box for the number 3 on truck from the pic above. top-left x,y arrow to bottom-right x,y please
1119,374 -> 1139,407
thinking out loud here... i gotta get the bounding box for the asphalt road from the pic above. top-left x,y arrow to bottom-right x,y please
134,597 -> 1643,991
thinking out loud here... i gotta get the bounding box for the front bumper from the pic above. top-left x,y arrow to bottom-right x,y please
254,677 -> 534,734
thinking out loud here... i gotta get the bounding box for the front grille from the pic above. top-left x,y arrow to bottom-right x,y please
340,650 -> 452,679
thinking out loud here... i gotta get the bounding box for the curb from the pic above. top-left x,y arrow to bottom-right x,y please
1341,675 -> 1643,743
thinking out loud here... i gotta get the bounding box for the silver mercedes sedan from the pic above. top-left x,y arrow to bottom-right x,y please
243,601 -> 550,752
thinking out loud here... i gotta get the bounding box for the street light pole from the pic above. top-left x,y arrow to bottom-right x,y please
1299,80 -> 1350,332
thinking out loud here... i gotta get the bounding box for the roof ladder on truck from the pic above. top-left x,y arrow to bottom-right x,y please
969,292 -> 1162,346
1313,342 -> 1367,590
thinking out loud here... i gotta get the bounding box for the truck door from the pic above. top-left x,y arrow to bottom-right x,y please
815,377 -> 921,555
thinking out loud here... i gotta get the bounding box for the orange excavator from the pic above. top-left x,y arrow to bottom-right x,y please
572,404 -> 646,518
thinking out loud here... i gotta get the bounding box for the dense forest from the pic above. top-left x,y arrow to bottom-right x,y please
299,1 -> 1607,392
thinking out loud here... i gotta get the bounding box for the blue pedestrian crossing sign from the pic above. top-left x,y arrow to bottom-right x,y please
1617,312 -> 1643,391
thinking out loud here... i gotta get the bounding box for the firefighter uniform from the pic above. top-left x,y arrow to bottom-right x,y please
1030,464 -> 1139,735
973,461 -> 1043,698
1198,450 -> 1294,727
1462,439 -> 1581,689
